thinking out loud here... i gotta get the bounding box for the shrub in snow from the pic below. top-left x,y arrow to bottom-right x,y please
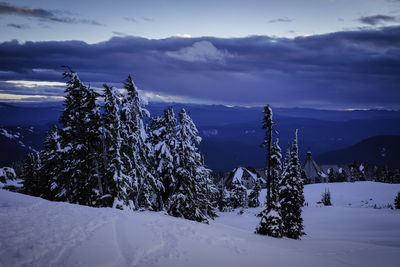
395,192 -> 400,209
248,180 -> 261,208
321,188 -> 332,206
0,167 -> 16,184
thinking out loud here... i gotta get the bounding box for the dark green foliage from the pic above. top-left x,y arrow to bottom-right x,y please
101,84 -> 131,209
321,188 -> 332,206
216,184 -> 230,211
53,67 -> 103,206
229,179 -> 248,208
261,105 -> 274,210
279,130 -> 305,240
39,125 -> 61,200
22,152 -> 41,196
167,109 -> 216,222
256,203 -> 282,238
248,180 -> 261,208
395,192 -> 400,209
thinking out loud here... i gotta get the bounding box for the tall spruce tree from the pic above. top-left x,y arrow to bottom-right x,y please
39,125 -> 61,200
55,67 -> 103,206
148,107 -> 179,208
256,138 -> 283,237
120,75 -> 158,210
248,179 -> 261,208
279,130 -> 305,239
261,105 -> 274,210
168,108 -> 216,222
102,84 -> 132,209
22,152 -> 41,197
229,177 -> 248,208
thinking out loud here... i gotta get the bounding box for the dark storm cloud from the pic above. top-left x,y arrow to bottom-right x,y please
6,23 -> 28,29
358,15 -> 397,25
0,26 -> 399,109
268,17 -> 293,23
0,2 -> 104,25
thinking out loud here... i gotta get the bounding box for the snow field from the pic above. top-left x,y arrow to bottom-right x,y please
1,181 -> 400,267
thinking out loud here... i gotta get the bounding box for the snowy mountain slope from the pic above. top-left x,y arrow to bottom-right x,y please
1,182 -> 400,267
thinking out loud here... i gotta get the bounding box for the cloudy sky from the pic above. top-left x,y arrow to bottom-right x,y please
0,0 -> 400,109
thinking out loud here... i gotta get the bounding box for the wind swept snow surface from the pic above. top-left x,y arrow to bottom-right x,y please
1,182 -> 400,267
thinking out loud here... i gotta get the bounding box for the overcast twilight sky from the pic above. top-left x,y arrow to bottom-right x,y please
0,0 -> 399,109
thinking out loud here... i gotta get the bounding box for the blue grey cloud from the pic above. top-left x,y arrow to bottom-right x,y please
358,15 -> 397,25
0,2 -> 104,25
0,26 -> 399,109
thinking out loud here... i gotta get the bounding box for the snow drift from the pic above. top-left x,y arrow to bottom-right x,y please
1,181 -> 400,267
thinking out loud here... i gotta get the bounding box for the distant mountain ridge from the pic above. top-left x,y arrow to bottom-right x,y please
315,136 -> 400,168
1,102 -> 400,170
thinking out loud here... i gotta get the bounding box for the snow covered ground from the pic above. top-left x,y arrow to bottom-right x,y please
1,182 -> 400,267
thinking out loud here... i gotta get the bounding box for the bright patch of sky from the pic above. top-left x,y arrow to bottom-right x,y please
1,0 -> 399,43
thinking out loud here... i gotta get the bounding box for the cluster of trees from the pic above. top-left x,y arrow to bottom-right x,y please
255,106 -> 305,239
325,162 -> 400,184
22,68 -> 216,223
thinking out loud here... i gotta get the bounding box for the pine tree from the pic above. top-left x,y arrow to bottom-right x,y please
149,107 -> 180,209
55,67 -> 103,206
216,184 -> 230,211
39,125 -> 62,200
248,179 -> 261,208
120,75 -> 158,210
167,108 -> 216,222
261,105 -> 274,210
22,152 -> 41,196
321,188 -> 332,206
394,192 -> 400,209
102,84 -> 132,209
229,178 -> 248,208
280,130 -> 305,239
256,138 -> 283,237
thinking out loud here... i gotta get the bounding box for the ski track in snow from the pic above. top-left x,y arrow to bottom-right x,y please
1,182 -> 400,267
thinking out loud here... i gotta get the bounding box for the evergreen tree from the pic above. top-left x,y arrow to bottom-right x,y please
39,125 -> 62,200
256,138 -> 283,237
55,67 -> 103,206
167,109 -> 216,222
148,107 -> 180,209
395,192 -> 400,209
102,84 -> 132,209
229,177 -> 248,208
120,75 -> 158,210
280,130 -> 305,239
22,152 -> 41,196
321,188 -> 332,206
216,184 -> 230,211
261,105 -> 274,210
248,179 -> 261,208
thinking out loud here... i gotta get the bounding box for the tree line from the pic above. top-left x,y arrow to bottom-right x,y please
21,69 -> 305,237
22,67 -> 216,223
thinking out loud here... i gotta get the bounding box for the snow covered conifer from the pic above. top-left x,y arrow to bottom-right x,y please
167,108 -> 216,222
56,67 -> 103,206
216,184 -> 230,211
291,129 -> 304,207
149,107 -> 180,207
321,188 -> 332,206
102,84 -> 132,209
395,192 -> 400,209
229,178 -> 248,209
256,138 -> 283,237
22,152 -> 41,197
279,130 -> 305,239
39,125 -> 62,200
248,179 -> 261,208
120,75 -> 158,210
261,104 -> 275,210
